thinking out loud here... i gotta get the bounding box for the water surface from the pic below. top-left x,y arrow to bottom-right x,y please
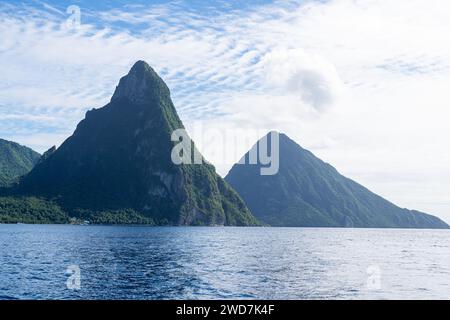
1,225 -> 450,299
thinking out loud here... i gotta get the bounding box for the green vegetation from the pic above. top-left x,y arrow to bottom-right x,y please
0,197 -> 170,225
0,139 -> 40,187
70,208 -> 155,225
0,197 -> 68,224
9,61 -> 259,226
226,132 -> 449,229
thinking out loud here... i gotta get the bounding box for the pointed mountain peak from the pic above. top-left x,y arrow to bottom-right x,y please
262,130 -> 289,141
111,60 -> 170,105
226,133 -> 449,229
128,60 -> 157,78
262,131 -> 307,152
14,62 -> 258,226
257,131 -> 298,151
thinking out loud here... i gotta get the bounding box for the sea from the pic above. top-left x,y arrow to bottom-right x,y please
1,224 -> 449,300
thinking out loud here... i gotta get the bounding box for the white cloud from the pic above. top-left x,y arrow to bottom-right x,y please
261,48 -> 343,111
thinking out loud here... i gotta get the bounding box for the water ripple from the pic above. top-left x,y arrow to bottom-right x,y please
1,225 -> 450,299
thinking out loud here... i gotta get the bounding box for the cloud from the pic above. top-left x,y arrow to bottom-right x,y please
262,48 -> 343,111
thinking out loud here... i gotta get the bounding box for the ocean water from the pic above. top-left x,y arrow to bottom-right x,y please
1,224 -> 450,300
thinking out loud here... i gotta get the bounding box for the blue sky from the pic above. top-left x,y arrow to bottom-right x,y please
1,0 -> 450,222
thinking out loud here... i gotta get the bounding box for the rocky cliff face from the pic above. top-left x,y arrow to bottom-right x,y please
16,61 -> 258,226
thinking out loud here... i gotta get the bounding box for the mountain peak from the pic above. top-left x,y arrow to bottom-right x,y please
263,131 -> 290,142
14,63 -> 258,226
130,60 -> 151,71
128,60 -> 157,78
225,133 -> 448,229
111,60 -> 170,105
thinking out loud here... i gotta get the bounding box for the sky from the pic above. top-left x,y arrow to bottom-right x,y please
1,0 -> 450,222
